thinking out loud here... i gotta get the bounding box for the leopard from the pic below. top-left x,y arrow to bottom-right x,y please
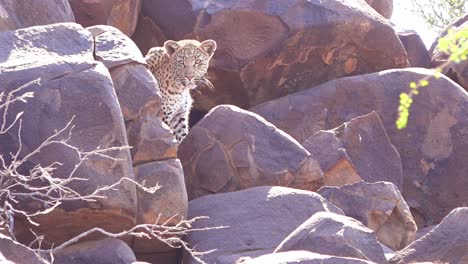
145,39 -> 217,143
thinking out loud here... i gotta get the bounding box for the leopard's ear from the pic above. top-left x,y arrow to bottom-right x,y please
200,39 -> 217,57
164,40 -> 180,55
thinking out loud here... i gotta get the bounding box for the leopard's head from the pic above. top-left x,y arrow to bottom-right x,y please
164,39 -> 217,91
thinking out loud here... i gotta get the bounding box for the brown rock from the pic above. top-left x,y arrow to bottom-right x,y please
54,238 -> 136,264
132,159 -> 188,253
110,64 -> 162,122
132,15 -> 167,57
364,0 -> 393,19
318,181 -> 417,251
69,0 -> 141,36
88,25 -> 162,122
389,207 -> 468,264
429,15 -> 468,92
303,112 -> 402,188
274,212 -> 387,263
0,0 -> 74,31
88,25 -> 146,68
88,25 -> 168,165
127,117 -> 177,164
136,0 -> 407,111
182,186 -> 344,264
398,29 -> 431,68
237,251 -> 377,264
0,234 -> 44,264
251,68 -> 468,227
178,105 -> 324,200
0,23 -> 137,245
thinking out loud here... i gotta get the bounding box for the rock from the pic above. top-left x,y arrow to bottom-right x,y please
132,159 -> 188,253
389,207 -> 468,264
318,181 -> 417,251
0,23 -> 136,246
302,112 -> 402,188
274,212 -> 387,263
0,234 -> 44,264
251,68 -> 468,227
88,25 -> 162,122
0,0 -> 74,31
398,29 -> 431,68
88,25 -> 169,164
54,238 -> 136,264
69,0 -> 141,36
182,186 -> 344,264
136,0 -> 407,111
237,251 -> 377,264
127,116 -> 177,164
132,15 -> 167,58
178,105 -> 324,200
135,251 -> 179,264
429,14 -> 468,92
0,23 -> 94,66
364,0 -> 393,19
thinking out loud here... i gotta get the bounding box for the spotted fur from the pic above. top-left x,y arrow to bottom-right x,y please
145,39 -> 217,143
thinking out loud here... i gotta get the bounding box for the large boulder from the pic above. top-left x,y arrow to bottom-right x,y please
275,212 -> 387,263
87,25 -> 173,165
69,0 -> 141,36
127,116 -> 177,164
389,207 -> 468,264
0,0 -> 74,31
132,159 -> 188,254
397,29 -> 431,68
0,23 -> 137,245
54,238 -> 137,264
178,105 -> 323,200
251,68 -> 468,227
0,234 -> 44,264
429,14 -> 468,92
318,181 -> 417,251
364,0 -> 393,19
182,186 -> 344,264
134,0 -> 408,111
238,251 -> 377,264
302,112 -> 402,188
87,25 -> 161,122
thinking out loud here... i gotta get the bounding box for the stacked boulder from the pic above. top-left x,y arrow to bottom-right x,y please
1,0 -> 468,264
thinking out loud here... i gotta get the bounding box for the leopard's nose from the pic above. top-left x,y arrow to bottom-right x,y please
185,74 -> 194,81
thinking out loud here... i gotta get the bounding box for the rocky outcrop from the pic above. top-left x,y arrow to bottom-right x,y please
69,0 -> 141,36
0,0 -> 74,31
134,0 -> 407,111
182,186 -> 344,264
275,212 -> 387,263
87,25 -> 185,258
302,112 -> 402,188
87,25 -> 161,122
389,207 -> 468,264
178,105 -> 324,200
54,238 -> 137,264
251,68 -> 468,227
238,251 -> 377,264
318,181 -> 417,251
87,25 -> 175,165
429,14 -> 468,92
0,23 -> 137,245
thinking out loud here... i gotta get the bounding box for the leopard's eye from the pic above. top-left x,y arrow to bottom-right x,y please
195,59 -> 202,65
